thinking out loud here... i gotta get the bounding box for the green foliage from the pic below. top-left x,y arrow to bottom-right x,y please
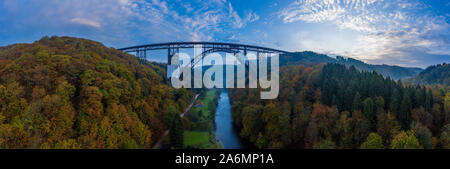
240,105 -> 263,143
165,106 -> 179,130
255,133 -> 268,149
0,36 -> 193,149
262,103 -> 284,148
376,112 -> 401,146
411,122 -> 433,149
398,91 -> 412,130
408,63 -> 449,86
391,131 -> 422,149
185,91 -> 217,131
123,139 -> 139,149
56,81 -> 75,100
229,63 -> 446,149
54,139 -> 80,149
312,139 -> 336,149
360,133 -> 384,149
281,52 -> 422,80
440,124 -> 450,149
363,98 -> 376,128
170,113 -> 184,149
352,92 -> 362,112
445,92 -> 450,122
183,131 -> 210,149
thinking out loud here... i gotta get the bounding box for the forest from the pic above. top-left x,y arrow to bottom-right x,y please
280,51 -> 423,80
0,36 -> 448,149
407,63 -> 449,86
230,63 -> 449,149
0,36 -> 193,149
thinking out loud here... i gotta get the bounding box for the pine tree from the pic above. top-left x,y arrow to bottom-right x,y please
363,98 -> 376,129
425,89 -> 433,112
352,92 -> 362,112
399,90 -> 412,130
170,113 -> 184,149
390,88 -> 401,117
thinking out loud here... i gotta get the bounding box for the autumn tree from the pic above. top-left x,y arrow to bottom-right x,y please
376,112 -> 401,146
240,105 -> 263,143
360,133 -> 384,149
0,36 -> 193,149
335,111 -> 353,148
262,103 -> 283,148
439,124 -> 450,149
391,131 -> 421,149
410,122 -> 432,149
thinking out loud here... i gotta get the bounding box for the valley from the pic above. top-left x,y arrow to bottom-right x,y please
0,36 -> 448,149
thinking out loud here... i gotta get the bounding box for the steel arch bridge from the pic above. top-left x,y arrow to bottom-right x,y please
118,42 -> 291,78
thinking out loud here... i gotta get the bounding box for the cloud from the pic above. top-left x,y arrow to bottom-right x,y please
120,0 -> 260,42
279,0 -> 378,32
228,2 -> 259,28
279,0 -> 450,67
70,18 -> 101,28
0,0 -> 258,46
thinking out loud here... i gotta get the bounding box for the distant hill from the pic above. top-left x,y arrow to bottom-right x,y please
406,63 -> 449,86
334,56 -> 423,80
280,51 -> 335,66
280,51 -> 423,80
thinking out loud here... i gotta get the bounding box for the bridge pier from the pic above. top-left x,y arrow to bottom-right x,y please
167,47 -> 180,79
136,49 -> 147,64
118,42 -> 290,81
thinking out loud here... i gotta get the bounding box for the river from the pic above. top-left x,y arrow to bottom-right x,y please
214,90 -> 244,149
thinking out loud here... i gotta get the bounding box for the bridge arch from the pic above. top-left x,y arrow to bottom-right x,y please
118,42 -> 291,78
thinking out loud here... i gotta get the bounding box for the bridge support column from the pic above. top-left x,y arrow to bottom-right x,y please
141,49 -> 147,64
136,49 -> 147,64
167,47 -> 179,79
136,50 -> 140,63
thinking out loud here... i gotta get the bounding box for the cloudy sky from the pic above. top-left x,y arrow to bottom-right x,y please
0,0 -> 449,68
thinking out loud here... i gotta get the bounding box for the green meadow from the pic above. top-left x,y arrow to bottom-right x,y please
183,90 -> 222,149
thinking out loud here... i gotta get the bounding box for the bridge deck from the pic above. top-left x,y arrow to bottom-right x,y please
118,42 -> 290,54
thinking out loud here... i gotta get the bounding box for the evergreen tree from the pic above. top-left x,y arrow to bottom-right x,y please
399,91 -> 412,130
363,98 -> 376,129
352,92 -> 362,112
165,106 -> 178,129
390,88 -> 402,117
170,113 -> 184,149
425,89 -> 433,112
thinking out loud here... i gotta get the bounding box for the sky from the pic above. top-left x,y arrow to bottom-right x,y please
0,0 -> 449,68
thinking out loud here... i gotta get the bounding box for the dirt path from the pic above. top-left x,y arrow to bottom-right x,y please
152,94 -> 200,149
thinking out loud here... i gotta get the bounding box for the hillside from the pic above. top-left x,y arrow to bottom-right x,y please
280,51 -> 335,66
280,52 -> 423,80
0,36 -> 193,149
229,63 -> 449,149
407,63 -> 449,86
